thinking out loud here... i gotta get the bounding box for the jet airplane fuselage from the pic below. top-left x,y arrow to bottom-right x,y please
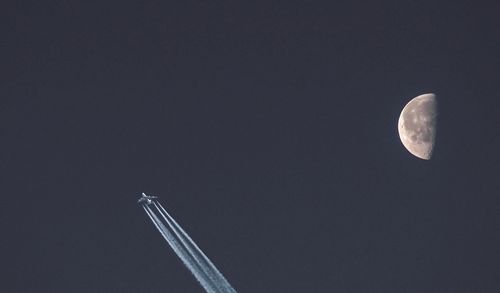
138,193 -> 158,205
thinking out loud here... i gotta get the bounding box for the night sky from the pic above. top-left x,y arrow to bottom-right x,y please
2,1 -> 500,292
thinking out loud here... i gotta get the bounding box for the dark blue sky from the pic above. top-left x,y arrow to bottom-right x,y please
2,1 -> 500,292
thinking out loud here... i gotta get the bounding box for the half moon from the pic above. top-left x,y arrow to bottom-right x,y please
398,93 -> 438,160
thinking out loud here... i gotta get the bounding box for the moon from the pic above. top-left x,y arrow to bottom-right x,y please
398,93 -> 438,160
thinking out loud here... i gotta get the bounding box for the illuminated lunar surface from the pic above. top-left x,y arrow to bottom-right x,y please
398,93 -> 438,160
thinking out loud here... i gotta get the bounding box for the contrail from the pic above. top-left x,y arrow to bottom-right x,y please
143,205 -> 219,292
141,199 -> 236,293
153,202 -> 236,293
152,202 -> 224,290
149,202 -> 221,290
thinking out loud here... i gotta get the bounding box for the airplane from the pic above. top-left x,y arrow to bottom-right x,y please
137,192 -> 158,205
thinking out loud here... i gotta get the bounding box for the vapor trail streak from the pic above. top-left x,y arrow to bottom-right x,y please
150,203 -> 221,291
153,202 -> 236,293
143,206 -> 203,280
143,205 -> 219,292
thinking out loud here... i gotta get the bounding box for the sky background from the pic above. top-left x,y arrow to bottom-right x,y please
2,1 -> 500,292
